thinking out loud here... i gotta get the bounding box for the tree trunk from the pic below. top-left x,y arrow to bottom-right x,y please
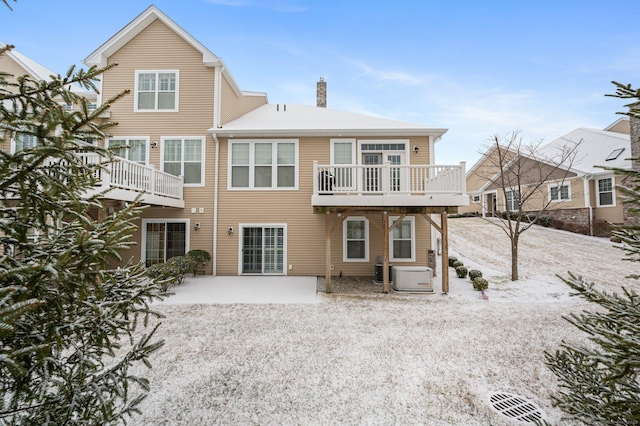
511,235 -> 519,281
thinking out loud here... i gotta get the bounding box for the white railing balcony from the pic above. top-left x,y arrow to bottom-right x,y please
78,153 -> 184,207
312,161 -> 467,208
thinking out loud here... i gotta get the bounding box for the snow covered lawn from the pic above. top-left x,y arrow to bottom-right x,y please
130,218 -> 638,425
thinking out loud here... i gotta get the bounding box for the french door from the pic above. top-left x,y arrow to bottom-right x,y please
241,225 -> 285,274
361,152 -> 406,192
145,221 -> 187,267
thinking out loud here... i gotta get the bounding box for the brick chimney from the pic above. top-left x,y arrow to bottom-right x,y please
316,77 -> 326,108
630,101 -> 640,171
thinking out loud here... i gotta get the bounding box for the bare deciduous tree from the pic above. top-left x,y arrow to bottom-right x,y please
474,131 -> 580,280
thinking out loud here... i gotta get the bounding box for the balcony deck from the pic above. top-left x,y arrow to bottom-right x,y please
79,153 -> 184,208
312,162 -> 468,211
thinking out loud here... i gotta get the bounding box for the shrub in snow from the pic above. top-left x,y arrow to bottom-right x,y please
448,256 -> 458,267
473,277 -> 489,291
186,249 -> 212,276
166,255 -> 191,284
469,270 -> 483,280
455,266 -> 468,278
452,260 -> 464,268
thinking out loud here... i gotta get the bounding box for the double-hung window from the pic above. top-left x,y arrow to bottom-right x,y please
506,189 -> 520,212
162,137 -> 205,185
549,183 -> 570,202
331,139 -> 355,189
230,140 -> 298,189
597,177 -> 615,206
343,217 -> 369,262
389,216 -> 415,262
108,138 -> 148,165
135,70 -> 179,111
12,133 -> 39,152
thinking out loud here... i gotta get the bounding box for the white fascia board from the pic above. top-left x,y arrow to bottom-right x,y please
210,128 -> 447,138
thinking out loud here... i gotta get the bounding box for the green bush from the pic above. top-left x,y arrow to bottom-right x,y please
455,265 -> 468,278
452,260 -> 464,268
448,256 -> 458,267
146,255 -> 191,291
469,270 -> 483,280
167,255 -> 190,284
473,277 -> 489,291
186,249 -> 212,276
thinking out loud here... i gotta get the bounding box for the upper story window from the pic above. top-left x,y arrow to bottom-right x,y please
597,177 -> 615,207
549,183 -> 570,202
162,137 -> 205,186
229,140 -> 298,190
12,133 -> 39,153
108,138 -> 148,165
331,139 -> 355,190
135,70 -> 179,112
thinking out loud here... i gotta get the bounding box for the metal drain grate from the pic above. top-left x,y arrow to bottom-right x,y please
488,392 -> 545,423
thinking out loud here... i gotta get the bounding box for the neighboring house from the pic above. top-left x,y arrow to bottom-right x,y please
460,119 -> 633,234
2,6 -> 468,291
0,41 -> 98,140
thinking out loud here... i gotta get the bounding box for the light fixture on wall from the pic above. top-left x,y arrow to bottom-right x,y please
413,146 -> 419,154
150,141 -> 157,148
194,222 -> 200,231
228,227 -> 234,235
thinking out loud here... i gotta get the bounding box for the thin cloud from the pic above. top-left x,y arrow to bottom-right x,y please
345,59 -> 424,86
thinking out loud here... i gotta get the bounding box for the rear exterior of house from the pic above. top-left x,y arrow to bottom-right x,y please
4,6 -> 468,286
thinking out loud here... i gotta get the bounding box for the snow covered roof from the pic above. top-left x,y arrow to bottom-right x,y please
212,104 -> 448,138
538,127 -> 631,176
1,42 -> 94,98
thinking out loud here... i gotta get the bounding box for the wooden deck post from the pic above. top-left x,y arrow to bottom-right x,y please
383,211 -> 389,293
441,211 -> 449,294
325,211 -> 332,293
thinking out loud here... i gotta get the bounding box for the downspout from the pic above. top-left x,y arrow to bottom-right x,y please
211,65 -> 223,275
583,174 -> 593,236
212,133 -> 220,275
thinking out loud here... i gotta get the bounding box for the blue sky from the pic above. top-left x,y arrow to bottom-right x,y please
2,0 -> 639,165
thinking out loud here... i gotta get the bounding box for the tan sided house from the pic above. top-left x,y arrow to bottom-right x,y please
3,6 -> 469,292
460,118 -> 633,234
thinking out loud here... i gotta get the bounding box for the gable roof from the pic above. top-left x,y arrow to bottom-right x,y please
211,103 -> 448,138
537,127 -> 630,176
1,42 -> 94,97
84,5 -> 220,68
83,5 -> 255,99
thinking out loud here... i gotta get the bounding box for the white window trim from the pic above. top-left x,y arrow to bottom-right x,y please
107,136 -> 150,166
596,176 -> 616,207
141,219 -> 190,266
358,139 -> 410,165
330,138 -> 356,165
505,188 -> 520,212
389,216 -> 416,262
343,216 -> 369,262
548,182 -> 571,202
237,223 -> 288,276
10,133 -> 39,153
134,70 -> 180,112
472,194 -> 481,203
228,139 -> 299,190
331,138 -> 356,191
160,136 -> 206,187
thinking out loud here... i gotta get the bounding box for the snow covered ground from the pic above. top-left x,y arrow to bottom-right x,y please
129,218 -> 638,425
